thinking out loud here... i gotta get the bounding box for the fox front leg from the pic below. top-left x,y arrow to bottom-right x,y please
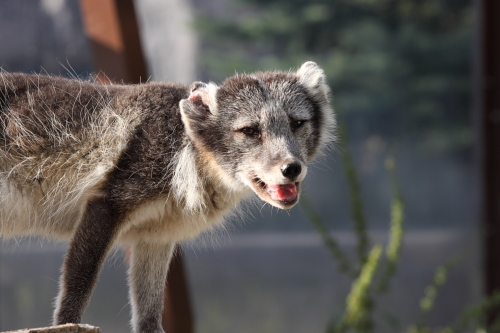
54,198 -> 123,325
128,241 -> 175,333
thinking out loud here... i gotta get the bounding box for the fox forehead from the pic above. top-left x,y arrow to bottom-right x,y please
217,74 -> 314,123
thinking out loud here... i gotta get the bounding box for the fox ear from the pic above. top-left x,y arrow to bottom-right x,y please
180,82 -> 219,137
181,82 -> 219,120
297,61 -> 330,100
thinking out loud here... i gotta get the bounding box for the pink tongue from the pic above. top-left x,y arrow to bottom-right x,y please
266,183 -> 297,201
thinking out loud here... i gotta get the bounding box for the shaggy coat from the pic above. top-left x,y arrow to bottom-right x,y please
0,62 -> 335,333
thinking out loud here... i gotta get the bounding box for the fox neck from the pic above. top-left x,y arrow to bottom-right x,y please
171,141 -> 251,218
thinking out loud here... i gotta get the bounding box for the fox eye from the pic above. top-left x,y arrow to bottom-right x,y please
240,127 -> 260,137
291,120 -> 306,130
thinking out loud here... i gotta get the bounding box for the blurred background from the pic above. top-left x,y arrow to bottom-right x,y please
0,0 -> 488,332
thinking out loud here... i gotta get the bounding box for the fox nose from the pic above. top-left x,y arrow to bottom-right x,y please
281,162 -> 302,181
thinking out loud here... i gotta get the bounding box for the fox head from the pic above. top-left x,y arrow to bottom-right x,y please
179,62 -> 335,209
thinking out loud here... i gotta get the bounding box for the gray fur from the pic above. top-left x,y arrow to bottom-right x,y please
0,62 -> 335,333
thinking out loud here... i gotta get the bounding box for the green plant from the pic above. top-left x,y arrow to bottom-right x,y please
302,129 -> 500,333
302,125 -> 405,333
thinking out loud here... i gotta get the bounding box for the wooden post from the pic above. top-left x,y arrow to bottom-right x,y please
162,251 -> 193,333
79,0 -> 147,84
79,1 -> 193,332
479,0 -> 500,316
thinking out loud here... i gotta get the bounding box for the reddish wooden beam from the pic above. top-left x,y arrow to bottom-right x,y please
480,0 -> 500,306
79,0 -> 148,84
162,251 -> 194,333
79,1 -> 193,332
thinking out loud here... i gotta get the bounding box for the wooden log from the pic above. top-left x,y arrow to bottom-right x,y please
2,324 -> 101,333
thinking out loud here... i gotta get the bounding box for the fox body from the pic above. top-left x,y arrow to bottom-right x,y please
0,62 -> 335,332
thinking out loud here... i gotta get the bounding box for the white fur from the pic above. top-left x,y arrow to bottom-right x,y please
119,197 -> 225,244
297,61 -> 329,97
170,143 -> 206,213
206,82 -> 219,114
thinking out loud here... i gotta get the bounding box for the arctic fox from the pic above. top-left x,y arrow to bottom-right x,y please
0,62 -> 335,333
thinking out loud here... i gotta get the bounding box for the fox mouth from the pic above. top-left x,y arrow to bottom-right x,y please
252,178 -> 300,208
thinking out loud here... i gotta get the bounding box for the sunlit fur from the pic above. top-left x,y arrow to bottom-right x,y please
0,62 -> 335,333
